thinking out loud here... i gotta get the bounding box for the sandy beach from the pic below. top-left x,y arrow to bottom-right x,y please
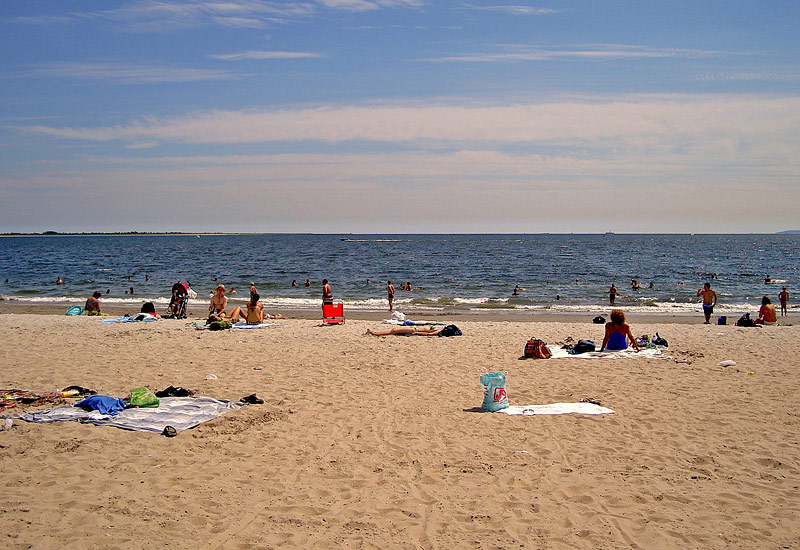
1,310 -> 799,549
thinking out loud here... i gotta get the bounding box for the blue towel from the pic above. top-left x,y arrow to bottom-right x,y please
75,395 -> 126,415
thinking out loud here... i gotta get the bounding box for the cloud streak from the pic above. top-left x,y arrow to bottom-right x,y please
30,62 -> 242,83
211,50 -> 322,60
12,0 -> 424,31
17,96 -> 800,156
458,5 -> 557,15
424,44 -> 727,63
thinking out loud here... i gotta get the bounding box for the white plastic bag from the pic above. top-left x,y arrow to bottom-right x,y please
481,372 -> 509,412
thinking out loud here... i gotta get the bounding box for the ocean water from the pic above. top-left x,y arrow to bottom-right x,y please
0,234 -> 797,314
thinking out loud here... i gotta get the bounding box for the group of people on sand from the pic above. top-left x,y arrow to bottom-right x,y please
207,283 -> 282,324
697,282 -> 788,325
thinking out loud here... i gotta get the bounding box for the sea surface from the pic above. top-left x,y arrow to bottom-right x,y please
0,234 -> 797,315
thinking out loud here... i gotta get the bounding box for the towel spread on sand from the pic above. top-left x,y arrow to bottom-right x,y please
9,397 -> 241,433
498,403 -> 614,415
98,314 -> 161,323
231,322 -> 282,329
548,347 -> 670,360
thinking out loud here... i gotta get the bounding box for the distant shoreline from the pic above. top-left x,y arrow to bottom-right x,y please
2,231 -> 799,237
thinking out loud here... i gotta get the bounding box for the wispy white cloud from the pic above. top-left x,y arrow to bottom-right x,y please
696,71 -> 800,82
459,5 -> 557,15
424,44 -> 726,63
31,62 -> 242,83
12,0 -> 423,31
315,0 -> 424,10
211,16 -> 269,28
16,96 -> 800,174
211,50 -> 322,60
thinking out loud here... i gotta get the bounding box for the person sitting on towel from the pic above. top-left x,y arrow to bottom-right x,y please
227,293 -> 265,325
601,309 -> 640,352
85,291 -> 102,316
755,295 -> 777,325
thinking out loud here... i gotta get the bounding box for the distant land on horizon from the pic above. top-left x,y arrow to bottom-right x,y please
2,231 -> 800,237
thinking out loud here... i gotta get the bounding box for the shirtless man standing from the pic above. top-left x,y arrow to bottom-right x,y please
321,279 -> 333,306
697,282 -> 717,324
779,287 -> 789,316
387,280 -> 395,312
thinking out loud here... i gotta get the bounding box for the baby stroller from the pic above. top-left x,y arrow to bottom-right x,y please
165,282 -> 189,319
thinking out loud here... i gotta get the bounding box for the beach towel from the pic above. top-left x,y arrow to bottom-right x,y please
231,322 -> 282,329
97,314 -> 161,323
549,347 -> 670,360
8,397 -> 241,434
382,319 -> 446,326
497,402 -> 614,415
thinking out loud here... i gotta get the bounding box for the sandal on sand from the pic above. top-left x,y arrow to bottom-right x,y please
241,394 -> 264,405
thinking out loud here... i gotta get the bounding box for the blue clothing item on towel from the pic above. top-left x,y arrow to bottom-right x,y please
75,395 -> 126,415
606,330 -> 628,351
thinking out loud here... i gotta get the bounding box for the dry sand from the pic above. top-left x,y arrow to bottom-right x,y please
1,311 -> 799,549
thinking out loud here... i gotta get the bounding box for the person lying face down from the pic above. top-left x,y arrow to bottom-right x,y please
367,325 -> 443,336
601,309 -> 640,352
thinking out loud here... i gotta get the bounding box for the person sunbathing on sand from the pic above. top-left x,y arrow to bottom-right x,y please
367,326 -> 443,336
601,309 -> 639,352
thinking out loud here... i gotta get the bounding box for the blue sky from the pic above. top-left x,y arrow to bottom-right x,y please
1,1 -> 799,233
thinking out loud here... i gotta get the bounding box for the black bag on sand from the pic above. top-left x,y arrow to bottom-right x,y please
736,313 -> 757,328
717,316 -> 727,325
438,324 -> 462,337
592,316 -> 606,324
571,340 -> 596,354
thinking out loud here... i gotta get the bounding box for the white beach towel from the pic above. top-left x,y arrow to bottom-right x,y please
231,322 -> 282,329
10,397 -> 241,433
498,402 -> 614,415
549,347 -> 670,360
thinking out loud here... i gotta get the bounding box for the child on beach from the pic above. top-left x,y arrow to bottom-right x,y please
697,283 -> 717,324
600,309 -> 640,352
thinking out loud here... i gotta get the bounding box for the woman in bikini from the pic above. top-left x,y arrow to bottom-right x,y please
601,309 -> 640,352
85,291 -> 102,315
226,293 -> 265,325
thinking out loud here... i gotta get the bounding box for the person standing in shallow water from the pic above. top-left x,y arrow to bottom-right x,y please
387,280 -> 395,312
779,287 -> 789,316
608,283 -> 617,305
697,282 -> 717,324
